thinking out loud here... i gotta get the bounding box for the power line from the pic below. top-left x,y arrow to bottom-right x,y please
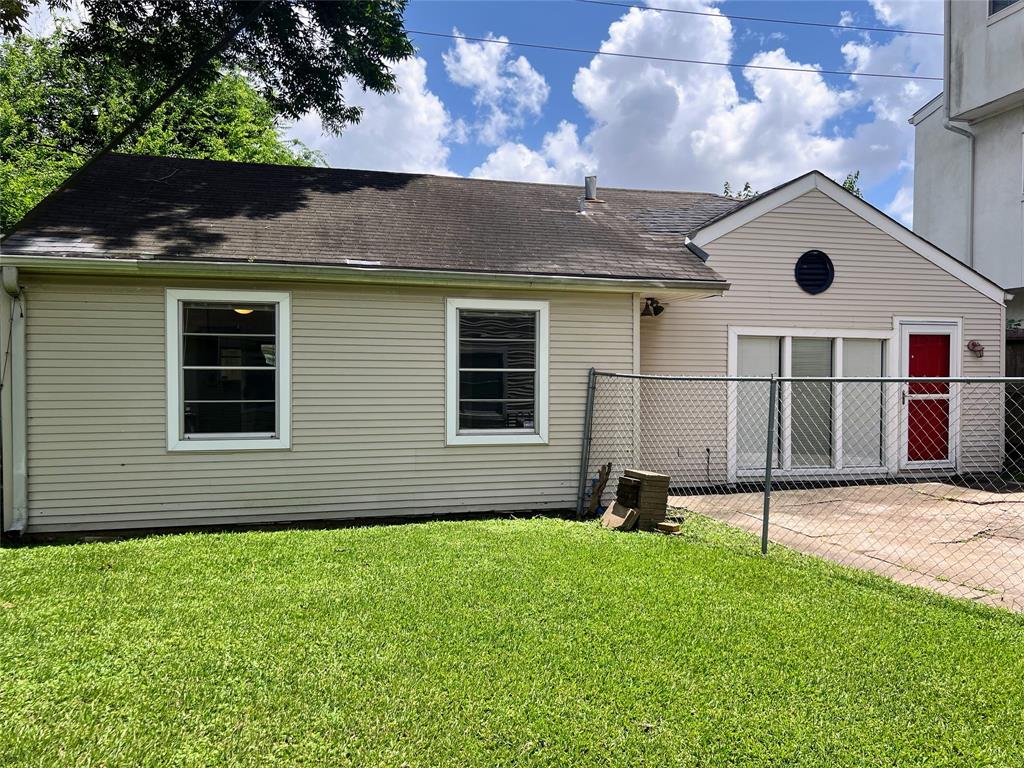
407,29 -> 943,81
576,0 -> 943,37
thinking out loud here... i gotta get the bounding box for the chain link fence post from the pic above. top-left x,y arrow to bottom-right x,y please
575,367 -> 598,519
761,375 -> 779,555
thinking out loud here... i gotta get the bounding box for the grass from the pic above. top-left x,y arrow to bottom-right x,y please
2,516 -> 1024,767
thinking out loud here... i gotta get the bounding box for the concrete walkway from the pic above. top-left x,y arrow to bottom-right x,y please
670,482 -> 1024,612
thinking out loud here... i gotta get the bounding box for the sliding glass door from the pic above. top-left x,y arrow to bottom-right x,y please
735,333 -> 886,474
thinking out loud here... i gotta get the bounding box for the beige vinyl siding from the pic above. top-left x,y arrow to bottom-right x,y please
637,188 -> 1005,484
23,276 -> 634,532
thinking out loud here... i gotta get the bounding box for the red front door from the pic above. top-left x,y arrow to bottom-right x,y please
906,333 -> 951,462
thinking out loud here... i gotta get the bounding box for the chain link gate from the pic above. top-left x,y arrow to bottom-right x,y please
577,369 -> 1024,612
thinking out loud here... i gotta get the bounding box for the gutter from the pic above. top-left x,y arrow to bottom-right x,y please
1,266 -> 27,534
0,254 -> 731,295
683,237 -> 712,262
943,0 -> 975,267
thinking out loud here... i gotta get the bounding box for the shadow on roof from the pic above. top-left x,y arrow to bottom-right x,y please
8,154 -> 422,258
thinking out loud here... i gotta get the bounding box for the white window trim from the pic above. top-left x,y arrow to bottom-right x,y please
445,297 -> 549,446
726,326 -> 894,483
165,288 -> 291,452
988,0 -> 1024,26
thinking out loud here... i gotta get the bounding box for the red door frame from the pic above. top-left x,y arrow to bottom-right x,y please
899,321 -> 959,469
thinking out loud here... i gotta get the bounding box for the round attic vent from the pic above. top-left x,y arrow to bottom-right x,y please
794,250 -> 834,295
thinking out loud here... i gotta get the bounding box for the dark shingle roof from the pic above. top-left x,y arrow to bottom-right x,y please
2,154 -> 743,284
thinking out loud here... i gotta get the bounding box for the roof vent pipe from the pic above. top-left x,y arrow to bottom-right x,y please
584,175 -> 597,201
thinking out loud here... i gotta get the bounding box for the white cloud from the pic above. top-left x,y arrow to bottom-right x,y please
475,1 -> 860,193
470,121 -> 595,183
442,28 -> 550,144
287,57 -> 455,174
838,0 -> 944,220
287,0 -> 943,222
887,183 -> 914,226
867,0 -> 943,31
472,0 -> 941,218
838,10 -> 855,27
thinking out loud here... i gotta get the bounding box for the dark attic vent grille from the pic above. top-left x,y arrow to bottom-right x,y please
794,250 -> 834,294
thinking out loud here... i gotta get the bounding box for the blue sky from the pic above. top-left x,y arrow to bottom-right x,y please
288,1 -> 944,223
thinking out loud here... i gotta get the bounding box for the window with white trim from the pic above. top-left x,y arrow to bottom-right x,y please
445,298 -> 549,446
166,289 -> 291,451
735,332 -> 886,473
991,0 -> 1021,16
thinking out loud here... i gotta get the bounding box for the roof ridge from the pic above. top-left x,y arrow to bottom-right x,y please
101,152 -> 730,200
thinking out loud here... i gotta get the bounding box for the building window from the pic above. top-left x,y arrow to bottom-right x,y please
445,298 -> 549,446
991,0 -> 1021,15
165,289 -> 291,451
734,332 -> 886,473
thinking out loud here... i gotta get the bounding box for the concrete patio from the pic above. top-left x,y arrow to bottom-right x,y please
670,482 -> 1024,612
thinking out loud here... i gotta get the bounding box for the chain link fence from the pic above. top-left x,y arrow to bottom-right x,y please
578,370 -> 1024,611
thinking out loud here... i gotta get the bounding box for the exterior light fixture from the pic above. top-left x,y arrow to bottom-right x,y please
640,297 -> 664,317
233,308 -> 255,315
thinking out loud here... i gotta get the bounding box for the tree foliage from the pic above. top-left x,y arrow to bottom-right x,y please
1,33 -> 323,231
722,181 -> 758,200
1,0 -> 413,134
840,170 -> 863,198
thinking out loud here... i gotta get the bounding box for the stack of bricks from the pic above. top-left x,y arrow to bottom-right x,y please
623,469 -> 670,531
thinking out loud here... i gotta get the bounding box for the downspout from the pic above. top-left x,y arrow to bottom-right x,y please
1,266 -> 27,534
943,0 -> 975,267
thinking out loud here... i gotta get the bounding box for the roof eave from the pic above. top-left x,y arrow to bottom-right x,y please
0,253 -> 731,295
909,92 -> 945,126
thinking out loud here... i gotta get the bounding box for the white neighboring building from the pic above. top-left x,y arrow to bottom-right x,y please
910,0 -> 1024,318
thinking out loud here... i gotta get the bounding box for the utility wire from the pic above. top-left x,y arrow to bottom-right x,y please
407,29 -> 943,81
575,0 -> 943,37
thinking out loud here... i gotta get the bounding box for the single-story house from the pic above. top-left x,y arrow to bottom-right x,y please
0,154 -> 1007,535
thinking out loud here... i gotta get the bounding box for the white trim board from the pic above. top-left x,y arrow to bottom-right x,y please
165,288 -> 292,452
0,254 -> 730,297
909,92 -> 944,126
445,297 -> 550,447
691,171 -> 1008,306
896,318 -> 962,472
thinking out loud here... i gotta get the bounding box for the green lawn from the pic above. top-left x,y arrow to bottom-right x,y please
2,516 -> 1023,767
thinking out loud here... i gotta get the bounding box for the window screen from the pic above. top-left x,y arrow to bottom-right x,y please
457,310 -> 537,431
991,0 -> 1020,14
737,335 -> 781,469
180,301 -> 277,436
842,339 -> 885,467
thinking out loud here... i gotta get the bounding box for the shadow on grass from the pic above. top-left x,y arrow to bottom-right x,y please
1,508 -> 580,549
